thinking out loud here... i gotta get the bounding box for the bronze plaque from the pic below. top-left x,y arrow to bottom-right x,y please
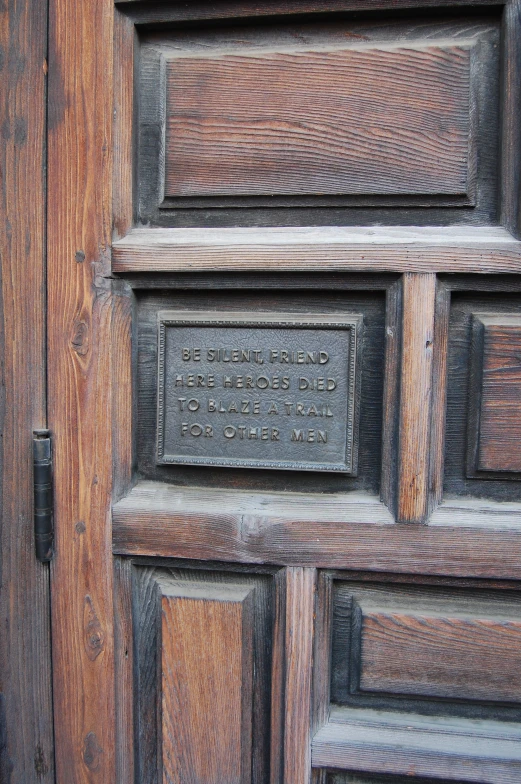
157,311 -> 362,473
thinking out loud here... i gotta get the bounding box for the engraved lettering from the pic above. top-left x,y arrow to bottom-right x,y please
158,313 -> 359,472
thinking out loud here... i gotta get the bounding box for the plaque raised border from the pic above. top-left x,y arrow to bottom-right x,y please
157,311 -> 362,473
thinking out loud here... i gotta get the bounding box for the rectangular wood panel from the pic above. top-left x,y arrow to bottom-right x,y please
469,315 -> 521,473
357,603 -> 521,703
165,44 -> 472,198
161,582 -> 254,784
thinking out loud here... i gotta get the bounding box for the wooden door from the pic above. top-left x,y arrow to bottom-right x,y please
47,1 -> 521,782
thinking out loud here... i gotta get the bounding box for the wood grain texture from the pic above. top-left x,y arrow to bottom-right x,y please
161,582 -> 254,784
501,0 -> 521,239
165,45 -> 471,198
270,569 -> 286,784
134,566 -> 274,784
112,227 -> 521,274
428,283 -> 451,513
284,568 -> 315,784
312,573 -> 333,734
0,0 -> 54,780
397,274 -> 436,522
112,482 -> 521,579
468,315 -> 521,473
47,0 -> 116,780
356,598 -> 521,703
312,707 -> 521,782
445,294 -> 521,500
114,557 -> 134,784
120,0 -> 504,25
113,8 -> 135,239
380,280 -> 402,514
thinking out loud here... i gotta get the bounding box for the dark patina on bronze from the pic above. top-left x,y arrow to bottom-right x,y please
157,311 -> 362,473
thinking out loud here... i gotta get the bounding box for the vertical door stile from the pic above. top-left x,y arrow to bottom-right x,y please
284,567 -> 316,784
47,0 -> 116,781
397,273 -> 437,523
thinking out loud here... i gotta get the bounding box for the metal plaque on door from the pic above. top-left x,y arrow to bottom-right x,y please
157,311 -> 362,473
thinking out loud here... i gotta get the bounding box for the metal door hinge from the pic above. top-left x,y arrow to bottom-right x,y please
33,430 -> 54,562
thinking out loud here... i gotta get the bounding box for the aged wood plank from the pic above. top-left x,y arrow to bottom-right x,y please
468,315 -> 521,473
397,274 -> 436,522
161,582 -> 254,784
284,568 -> 315,784
112,227 -> 521,274
429,282 -> 451,512
47,0 -> 116,780
165,45 -> 471,198
113,558 -> 134,784
112,483 -> 521,578
270,569 -> 286,784
430,498 -> 521,528
113,8 -> 135,239
355,593 -> 521,702
501,0 -> 521,239
312,708 -> 521,782
0,0 -> 54,780
118,0 -> 504,23
380,279 -> 402,514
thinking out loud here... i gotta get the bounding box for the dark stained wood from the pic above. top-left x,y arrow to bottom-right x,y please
113,482 -> 521,579
445,293 -> 521,500
284,568 -> 315,784
113,8 -> 135,240
468,314 -> 521,474
47,0 -> 116,779
120,0 -> 504,27
397,274 -> 436,522
161,581 -> 254,784
0,0 -> 54,780
112,227 -> 521,274
501,0 -> 521,239
165,45 -> 471,199
380,280 -> 402,514
354,590 -> 521,703
270,568 -> 286,784
312,707 -> 521,782
312,573 -> 333,733
428,282 -> 451,514
113,557 -> 134,784
136,288 -> 385,496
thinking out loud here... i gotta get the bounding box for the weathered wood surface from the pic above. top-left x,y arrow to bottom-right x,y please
112,227 -> 521,274
445,294 -> 521,500
284,568 -> 315,784
469,315 -> 521,473
165,45 -> 471,198
397,274 -> 436,522
312,707 -> 521,782
161,582 -> 254,784
0,0 -> 54,780
134,566 -> 274,784
501,0 -> 521,239
356,597 -> 521,702
47,0 -> 116,780
113,482 -> 521,578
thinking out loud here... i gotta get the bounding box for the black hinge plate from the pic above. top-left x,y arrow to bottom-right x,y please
33,429 -> 54,562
